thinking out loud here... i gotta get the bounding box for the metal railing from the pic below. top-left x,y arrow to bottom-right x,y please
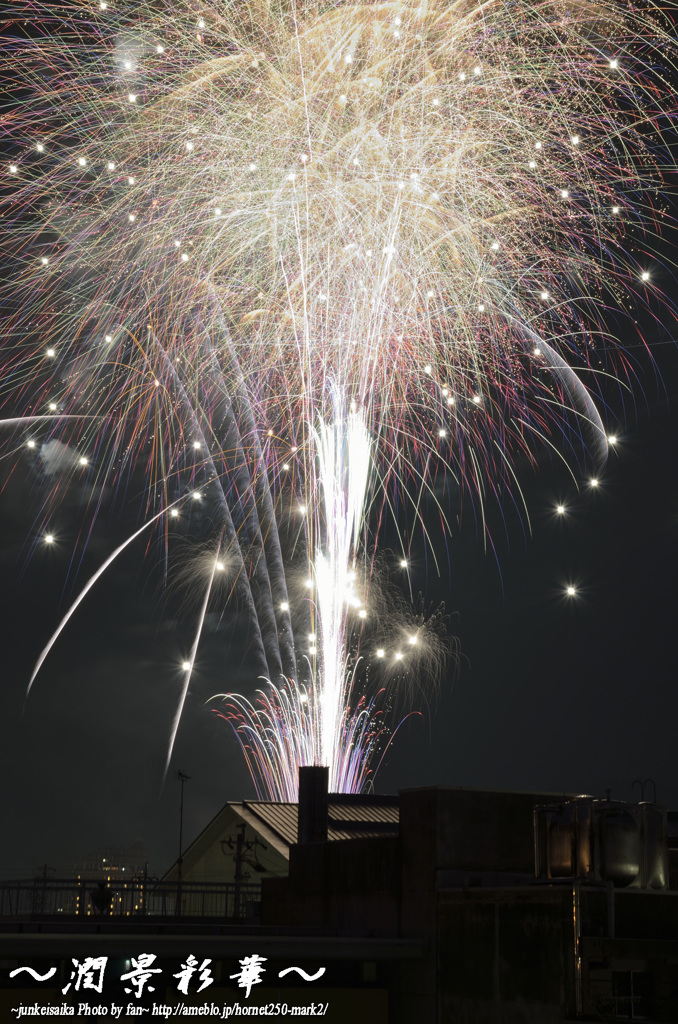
0,878 -> 261,921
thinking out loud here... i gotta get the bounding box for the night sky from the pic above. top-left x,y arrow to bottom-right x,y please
1,320 -> 676,880
1,0 -> 677,890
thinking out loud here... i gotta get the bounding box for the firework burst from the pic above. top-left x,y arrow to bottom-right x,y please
1,0 -> 676,796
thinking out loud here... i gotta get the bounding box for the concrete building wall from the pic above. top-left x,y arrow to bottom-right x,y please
266,837 -> 401,932
398,787 -> 559,935
436,888 -> 575,1024
400,787 -> 555,875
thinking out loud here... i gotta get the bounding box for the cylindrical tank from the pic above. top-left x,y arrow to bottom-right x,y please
597,805 -> 640,886
534,796 -> 667,889
640,802 -> 668,889
546,802 -> 577,877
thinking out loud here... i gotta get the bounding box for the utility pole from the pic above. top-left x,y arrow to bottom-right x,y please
34,864 -> 54,915
176,770 -> 190,916
233,825 -> 245,920
221,824 -> 267,919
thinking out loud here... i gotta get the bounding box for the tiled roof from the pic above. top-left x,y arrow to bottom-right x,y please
234,794 -> 400,851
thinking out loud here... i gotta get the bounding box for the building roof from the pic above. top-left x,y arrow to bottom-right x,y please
234,793 -> 399,856
162,792 -> 400,879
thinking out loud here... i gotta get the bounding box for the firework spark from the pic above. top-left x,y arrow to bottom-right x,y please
1,0 -> 676,795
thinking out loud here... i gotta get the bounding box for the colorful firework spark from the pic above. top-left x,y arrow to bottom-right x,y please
1,0 -> 676,797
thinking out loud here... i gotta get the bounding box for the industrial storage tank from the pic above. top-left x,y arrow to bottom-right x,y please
534,797 -> 667,889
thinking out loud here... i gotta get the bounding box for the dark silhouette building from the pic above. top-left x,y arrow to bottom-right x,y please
2,775 -> 677,1022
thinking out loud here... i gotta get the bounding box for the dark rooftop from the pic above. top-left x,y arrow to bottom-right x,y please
234,793 -> 400,848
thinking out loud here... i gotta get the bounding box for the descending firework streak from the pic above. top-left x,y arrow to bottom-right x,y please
1,0 -> 676,797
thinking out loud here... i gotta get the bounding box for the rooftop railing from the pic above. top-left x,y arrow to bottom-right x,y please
0,877 -> 261,922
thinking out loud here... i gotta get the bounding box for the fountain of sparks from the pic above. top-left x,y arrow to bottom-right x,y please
215,398 -> 376,799
312,399 -> 372,783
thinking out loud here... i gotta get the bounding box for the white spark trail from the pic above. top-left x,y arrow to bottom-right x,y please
164,536 -> 223,780
26,500 -> 181,697
312,397 -> 372,783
